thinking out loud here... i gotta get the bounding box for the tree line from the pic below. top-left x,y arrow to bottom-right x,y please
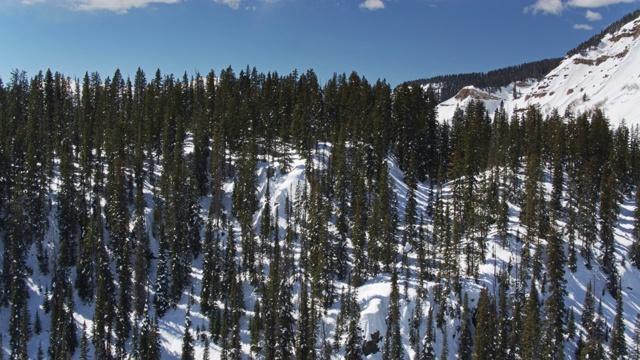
1,66 -> 640,359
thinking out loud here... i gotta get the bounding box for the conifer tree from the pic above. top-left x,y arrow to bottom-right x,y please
155,230 -> 172,317
133,185 -> 151,317
473,287 -> 497,360
542,228 -> 566,359
631,313 -> 640,360
386,269 -> 403,360
296,279 -> 312,360
600,157 -> 620,296
249,299 -> 262,356
33,309 -> 42,336
521,280 -> 541,360
181,308 -> 196,360
633,180 -> 640,267
351,146 -> 370,288
200,221 -> 221,316
421,305 -> 436,360
344,286 -> 363,360
79,322 -> 90,360
610,287 -> 627,360
440,326 -> 449,360
409,296 -> 423,357
496,277 -> 510,360
368,161 -> 398,275
458,292 -> 473,360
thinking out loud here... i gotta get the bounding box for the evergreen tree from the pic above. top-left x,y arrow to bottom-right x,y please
421,305 -> 436,360
344,286 -> 363,360
386,269 -> 403,360
296,279 -> 312,360
473,287 -> 497,360
631,313 -> 640,360
368,161 -> 398,275
600,158 -> 620,296
458,292 -> 473,360
521,280 -> 542,360
440,326 -> 449,360
133,185 -> 151,317
79,322 -> 90,360
542,228 -> 566,359
610,287 -> 627,360
181,308 -> 196,360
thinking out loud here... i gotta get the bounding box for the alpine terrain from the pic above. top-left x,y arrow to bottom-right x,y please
1,9 -> 640,360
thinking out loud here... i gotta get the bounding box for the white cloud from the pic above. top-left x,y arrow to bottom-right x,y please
573,23 -> 594,29
21,0 -> 46,4
213,0 -> 241,10
585,9 -> 602,21
524,0 -> 564,15
567,0 -> 636,7
525,0 -> 638,16
71,0 -> 180,13
359,0 -> 384,11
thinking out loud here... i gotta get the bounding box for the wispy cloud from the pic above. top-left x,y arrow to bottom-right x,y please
585,9 -> 602,21
567,0 -> 636,7
525,0 -> 638,16
214,0 -> 241,10
574,23 -> 594,29
359,0 -> 384,11
524,0 -> 564,15
70,0 -> 180,13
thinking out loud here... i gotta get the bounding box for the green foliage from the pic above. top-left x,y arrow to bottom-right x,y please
2,61 -> 640,360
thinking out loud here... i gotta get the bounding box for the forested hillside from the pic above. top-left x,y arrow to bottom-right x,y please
1,65 -> 640,360
405,58 -> 563,103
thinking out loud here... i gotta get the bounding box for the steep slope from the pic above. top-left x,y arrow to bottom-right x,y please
2,138 -> 640,359
436,12 -> 640,127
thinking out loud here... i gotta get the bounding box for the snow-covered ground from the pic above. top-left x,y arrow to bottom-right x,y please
436,15 -> 640,127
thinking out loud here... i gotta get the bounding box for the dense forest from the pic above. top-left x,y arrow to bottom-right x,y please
405,58 -> 563,102
1,65 -> 640,359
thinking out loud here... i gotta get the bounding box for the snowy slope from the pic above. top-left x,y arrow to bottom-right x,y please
2,140 -> 640,359
436,14 -> 640,127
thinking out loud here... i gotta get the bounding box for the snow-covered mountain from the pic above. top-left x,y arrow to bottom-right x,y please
4,11 -> 640,360
436,13 -> 640,127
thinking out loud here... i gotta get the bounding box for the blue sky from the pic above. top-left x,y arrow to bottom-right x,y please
0,0 -> 638,86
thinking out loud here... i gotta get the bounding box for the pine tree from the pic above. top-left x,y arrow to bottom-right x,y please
79,322 -> 90,360
421,306 -> 436,360
155,228 -> 172,317
458,292 -> 473,360
133,185 -> 151,317
386,269 -> 403,360
600,158 -> 619,296
181,308 -> 196,360
631,313 -> 640,360
409,296 -> 423,357
473,287 -> 497,360
633,181 -> 640,268
495,276 -> 510,360
34,310 -> 42,335
440,326 -> 449,360
542,228 -> 566,359
296,280 -> 312,360
344,286 -> 363,360
368,161 -> 398,275
610,287 -> 627,360
521,280 -> 542,360
203,337 -> 211,360
249,300 -> 262,356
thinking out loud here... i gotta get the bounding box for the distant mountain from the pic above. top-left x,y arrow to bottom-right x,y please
406,58 -> 563,103
435,9 -> 640,127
